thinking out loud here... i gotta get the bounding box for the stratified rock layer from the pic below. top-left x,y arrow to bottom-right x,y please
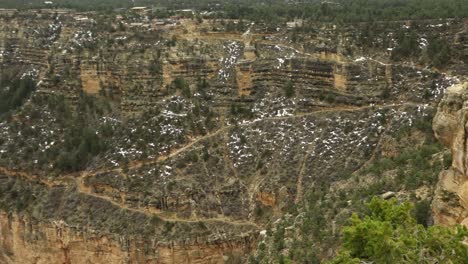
433,82 -> 468,226
0,212 -> 254,264
0,9 -> 465,263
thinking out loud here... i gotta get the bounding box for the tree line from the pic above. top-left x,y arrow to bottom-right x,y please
1,0 -> 466,22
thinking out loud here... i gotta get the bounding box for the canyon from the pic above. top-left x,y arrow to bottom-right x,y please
0,6 -> 466,263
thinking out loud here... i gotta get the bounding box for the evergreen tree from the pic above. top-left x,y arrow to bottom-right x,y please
284,81 -> 295,98
328,197 -> 468,264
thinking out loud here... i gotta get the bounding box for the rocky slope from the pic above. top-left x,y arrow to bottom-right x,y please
0,9 -> 466,263
433,82 -> 468,226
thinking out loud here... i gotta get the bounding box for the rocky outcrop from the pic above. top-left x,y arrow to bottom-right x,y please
0,213 -> 252,264
432,82 -> 468,226
0,10 -> 465,263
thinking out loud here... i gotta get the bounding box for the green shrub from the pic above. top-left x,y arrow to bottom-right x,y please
0,76 -> 35,116
329,197 -> 468,264
283,81 -> 295,98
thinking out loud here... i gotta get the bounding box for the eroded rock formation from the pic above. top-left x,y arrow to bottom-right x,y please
0,213 -> 253,264
0,8 -> 465,263
433,82 -> 468,226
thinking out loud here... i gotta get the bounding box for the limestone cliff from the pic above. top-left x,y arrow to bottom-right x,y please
0,213 -> 253,264
0,9 -> 465,263
433,82 -> 468,226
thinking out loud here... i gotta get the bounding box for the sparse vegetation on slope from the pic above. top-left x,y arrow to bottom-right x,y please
0,3 -> 465,263
0,71 -> 35,117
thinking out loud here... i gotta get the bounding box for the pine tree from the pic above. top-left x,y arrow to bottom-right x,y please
328,197 -> 468,264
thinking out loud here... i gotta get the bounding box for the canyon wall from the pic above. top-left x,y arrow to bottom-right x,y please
433,82 -> 468,226
0,10 -> 465,263
0,213 -> 253,264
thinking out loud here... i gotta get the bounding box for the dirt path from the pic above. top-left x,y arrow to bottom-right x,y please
85,103 -> 407,178
0,102 -> 412,229
0,166 -> 63,188
75,176 -> 259,228
0,165 -> 259,228
295,143 -> 316,204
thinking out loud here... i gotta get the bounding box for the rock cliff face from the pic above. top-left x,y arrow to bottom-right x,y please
433,82 -> 468,226
0,9 -> 466,263
0,213 -> 252,264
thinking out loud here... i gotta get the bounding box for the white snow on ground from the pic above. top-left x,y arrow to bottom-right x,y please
354,57 -> 367,62
218,41 -> 242,82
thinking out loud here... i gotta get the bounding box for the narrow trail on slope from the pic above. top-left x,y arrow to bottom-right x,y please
84,103 -> 408,179
0,166 -> 62,188
75,103 -> 409,226
295,143 -> 316,204
75,176 -> 259,228
0,166 -> 259,228
0,102 -> 414,229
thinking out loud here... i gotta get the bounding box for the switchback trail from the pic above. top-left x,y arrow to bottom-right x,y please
0,102 -> 415,230
84,102 -> 409,178
0,166 -> 259,228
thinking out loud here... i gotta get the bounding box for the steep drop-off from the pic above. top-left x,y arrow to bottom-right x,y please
0,9 -> 466,263
433,82 -> 468,226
